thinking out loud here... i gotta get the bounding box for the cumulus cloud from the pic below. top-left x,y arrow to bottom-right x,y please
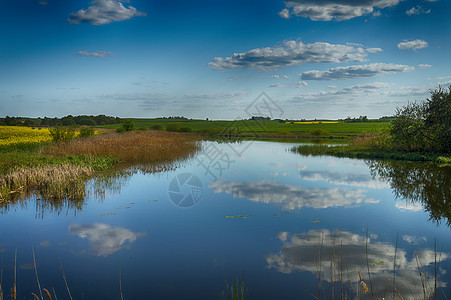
69,223 -> 144,256
279,0 -> 402,21
296,81 -> 309,87
269,83 -> 285,88
292,82 -> 391,101
300,63 -> 414,80
77,50 -> 114,58
397,39 -> 429,50
209,180 -> 378,210
278,8 -> 291,19
183,92 -> 246,99
266,229 -> 448,298
406,6 -> 431,15
208,40 -> 382,70
418,64 -> 432,68
68,0 -> 146,25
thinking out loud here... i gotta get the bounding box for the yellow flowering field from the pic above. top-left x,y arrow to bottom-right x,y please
0,126 -> 52,146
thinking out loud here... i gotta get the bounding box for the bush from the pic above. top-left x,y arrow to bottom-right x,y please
390,86 -> 450,153
179,127 -> 192,133
79,127 -> 95,138
310,129 -> 329,136
116,127 -> 126,133
49,127 -> 75,143
150,124 -> 163,130
166,123 -> 181,132
116,120 -> 135,133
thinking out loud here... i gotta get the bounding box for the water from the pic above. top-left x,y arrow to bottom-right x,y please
1,141 -> 450,299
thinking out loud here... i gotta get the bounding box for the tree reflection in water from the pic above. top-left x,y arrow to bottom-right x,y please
368,160 -> 451,226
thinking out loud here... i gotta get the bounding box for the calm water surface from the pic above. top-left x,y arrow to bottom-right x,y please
1,141 -> 450,299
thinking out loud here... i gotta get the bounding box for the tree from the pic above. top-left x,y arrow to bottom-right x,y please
390,86 -> 451,153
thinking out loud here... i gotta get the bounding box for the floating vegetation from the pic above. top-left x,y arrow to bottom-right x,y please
224,214 -> 251,219
98,213 -> 116,217
311,220 -> 321,223
369,261 -> 384,266
148,200 -> 159,202
281,211 -> 291,214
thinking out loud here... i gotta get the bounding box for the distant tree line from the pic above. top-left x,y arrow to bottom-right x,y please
0,115 -> 121,127
40,115 -> 121,126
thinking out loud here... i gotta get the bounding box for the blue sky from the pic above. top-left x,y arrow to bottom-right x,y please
0,0 -> 450,119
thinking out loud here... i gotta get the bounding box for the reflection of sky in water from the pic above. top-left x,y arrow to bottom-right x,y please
266,229 -> 448,299
0,141 -> 449,299
209,180 -> 379,210
69,223 -> 145,256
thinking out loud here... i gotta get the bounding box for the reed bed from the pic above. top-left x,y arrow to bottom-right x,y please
46,130 -> 200,164
0,164 -> 92,202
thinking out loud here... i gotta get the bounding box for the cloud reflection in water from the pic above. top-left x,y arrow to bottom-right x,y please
69,223 -> 145,256
266,229 -> 448,298
209,180 -> 378,210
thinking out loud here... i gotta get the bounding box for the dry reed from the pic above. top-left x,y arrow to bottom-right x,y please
46,130 -> 200,164
0,164 -> 92,201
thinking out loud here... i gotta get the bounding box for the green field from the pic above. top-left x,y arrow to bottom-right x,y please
100,118 -> 389,138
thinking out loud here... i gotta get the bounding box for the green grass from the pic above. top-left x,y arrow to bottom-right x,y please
99,118 -> 389,139
292,144 -> 450,162
0,142 -> 118,176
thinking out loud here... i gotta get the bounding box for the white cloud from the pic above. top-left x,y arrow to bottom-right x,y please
418,64 -> 432,68
296,81 -> 309,87
69,223 -> 144,256
183,92 -> 246,99
406,6 -> 431,15
300,63 -> 414,80
278,8 -> 291,19
209,180 -> 379,210
280,0 -> 402,21
271,74 -> 280,78
77,50 -> 114,58
397,39 -> 429,50
292,82 -> 391,101
282,75 -> 291,79
209,40 -> 382,70
68,0 -> 146,25
269,83 -> 285,88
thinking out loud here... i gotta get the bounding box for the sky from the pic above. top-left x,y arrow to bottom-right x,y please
0,0 -> 450,120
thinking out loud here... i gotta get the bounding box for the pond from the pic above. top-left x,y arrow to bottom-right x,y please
1,141 -> 450,299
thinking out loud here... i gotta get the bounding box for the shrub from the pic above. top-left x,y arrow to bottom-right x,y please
122,120 -> 135,131
79,127 -> 95,138
151,124 -> 163,130
179,127 -> 192,133
49,127 -> 75,143
310,129 -> 329,136
166,123 -> 181,132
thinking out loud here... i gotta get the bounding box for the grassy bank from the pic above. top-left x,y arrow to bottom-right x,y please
292,144 -> 451,163
0,128 -> 200,202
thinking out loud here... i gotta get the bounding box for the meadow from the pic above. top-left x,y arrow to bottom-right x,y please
100,118 -> 390,138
